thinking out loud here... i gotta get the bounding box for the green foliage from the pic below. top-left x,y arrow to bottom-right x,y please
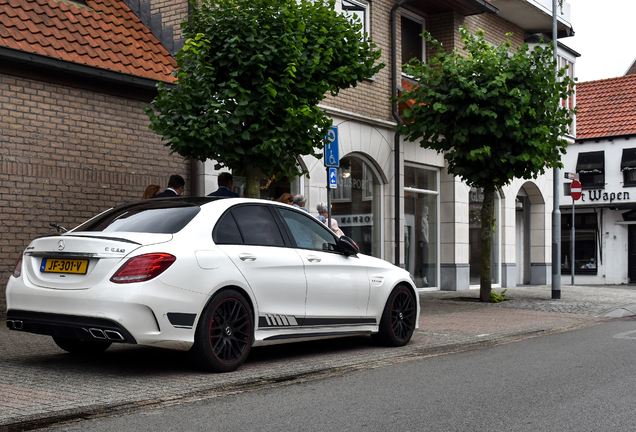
395,27 -> 576,191
145,0 -> 383,192
396,27 -> 575,300
490,289 -> 507,303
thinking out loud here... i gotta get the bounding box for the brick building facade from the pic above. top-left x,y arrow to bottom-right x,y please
0,0 -> 188,312
1,0 -> 577,313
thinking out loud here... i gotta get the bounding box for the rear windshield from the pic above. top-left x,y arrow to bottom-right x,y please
73,201 -> 201,234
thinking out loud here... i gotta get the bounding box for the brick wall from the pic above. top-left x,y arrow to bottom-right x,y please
139,0 -> 189,40
0,73 -> 189,314
320,0 -> 395,123
320,3 -> 526,124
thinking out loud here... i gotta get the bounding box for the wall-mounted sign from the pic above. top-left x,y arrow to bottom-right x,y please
578,189 -> 631,204
336,214 -> 373,227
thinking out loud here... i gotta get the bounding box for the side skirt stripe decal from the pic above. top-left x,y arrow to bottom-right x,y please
258,315 -> 376,328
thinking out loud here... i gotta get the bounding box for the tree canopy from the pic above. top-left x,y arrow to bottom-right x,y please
395,27 -> 575,300
145,0 -> 384,196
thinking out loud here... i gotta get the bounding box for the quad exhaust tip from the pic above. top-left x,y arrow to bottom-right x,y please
7,320 -> 126,342
7,320 -> 23,330
88,328 -> 125,341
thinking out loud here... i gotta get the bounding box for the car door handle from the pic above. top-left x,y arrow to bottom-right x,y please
238,253 -> 257,261
306,255 -> 321,262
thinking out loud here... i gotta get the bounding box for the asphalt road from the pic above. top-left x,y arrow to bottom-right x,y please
40,316 -> 636,432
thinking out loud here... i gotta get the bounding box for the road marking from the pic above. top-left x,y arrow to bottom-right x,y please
613,330 -> 636,339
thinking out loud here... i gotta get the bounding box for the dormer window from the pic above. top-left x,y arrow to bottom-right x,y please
576,151 -> 604,189
621,148 -> 636,187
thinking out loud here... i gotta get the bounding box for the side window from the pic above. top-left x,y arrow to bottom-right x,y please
277,208 -> 338,252
213,211 -> 243,245
231,205 -> 285,247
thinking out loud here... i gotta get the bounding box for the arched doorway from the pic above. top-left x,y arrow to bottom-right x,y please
514,182 -> 547,285
516,187 -> 531,285
469,187 -> 501,286
331,154 -> 383,258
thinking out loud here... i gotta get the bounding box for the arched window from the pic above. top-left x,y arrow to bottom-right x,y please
469,187 -> 501,286
332,155 -> 382,258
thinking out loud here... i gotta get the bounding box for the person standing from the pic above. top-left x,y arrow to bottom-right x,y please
141,184 -> 160,199
292,194 -> 308,212
208,172 -> 239,197
152,174 -> 185,198
276,193 -> 294,204
316,202 -> 344,237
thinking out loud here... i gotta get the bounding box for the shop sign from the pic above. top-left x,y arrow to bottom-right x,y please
336,214 -> 373,227
580,189 -> 631,204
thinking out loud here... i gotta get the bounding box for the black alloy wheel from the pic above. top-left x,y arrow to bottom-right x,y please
390,289 -> 416,342
373,286 -> 416,347
192,289 -> 253,373
210,297 -> 251,364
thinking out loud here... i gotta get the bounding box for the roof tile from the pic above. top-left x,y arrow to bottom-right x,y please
0,0 -> 176,83
577,75 -> 636,140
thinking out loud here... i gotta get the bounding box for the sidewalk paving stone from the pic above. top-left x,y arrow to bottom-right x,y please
1,284 -> 636,429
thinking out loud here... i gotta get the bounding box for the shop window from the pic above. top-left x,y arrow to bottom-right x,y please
333,164 -> 352,202
401,14 -> 424,72
342,0 -> 369,38
621,148 -> 636,187
332,156 -> 382,258
576,151 -> 604,189
404,165 -> 438,289
561,213 -> 598,275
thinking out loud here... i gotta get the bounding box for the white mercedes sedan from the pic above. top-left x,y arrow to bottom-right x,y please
6,197 -> 419,372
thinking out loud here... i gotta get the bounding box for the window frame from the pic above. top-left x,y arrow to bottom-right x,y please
341,0 -> 370,39
400,10 -> 425,74
576,151 -> 605,190
621,148 -> 636,187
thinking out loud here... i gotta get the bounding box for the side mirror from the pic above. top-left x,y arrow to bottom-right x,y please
337,236 -> 360,256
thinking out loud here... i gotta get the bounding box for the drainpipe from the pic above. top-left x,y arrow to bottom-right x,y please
391,0 -> 413,267
551,0 -> 561,298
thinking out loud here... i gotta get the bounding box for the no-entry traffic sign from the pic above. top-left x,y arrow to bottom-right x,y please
570,180 -> 582,200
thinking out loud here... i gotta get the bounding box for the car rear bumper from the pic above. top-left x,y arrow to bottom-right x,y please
6,310 -> 137,344
6,276 -> 206,351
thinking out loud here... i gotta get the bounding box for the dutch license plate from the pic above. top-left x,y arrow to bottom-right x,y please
40,258 -> 89,274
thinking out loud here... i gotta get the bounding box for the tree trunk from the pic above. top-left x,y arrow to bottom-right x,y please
479,187 -> 495,302
243,164 -> 263,198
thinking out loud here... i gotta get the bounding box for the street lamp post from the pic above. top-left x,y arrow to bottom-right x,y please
551,0 -> 561,299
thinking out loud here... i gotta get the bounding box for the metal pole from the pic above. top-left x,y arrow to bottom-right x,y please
571,198 -> 575,285
551,0 -> 561,299
327,170 -> 332,231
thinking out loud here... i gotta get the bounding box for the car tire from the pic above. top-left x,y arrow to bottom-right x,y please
372,285 -> 416,347
191,289 -> 254,373
52,337 -> 111,355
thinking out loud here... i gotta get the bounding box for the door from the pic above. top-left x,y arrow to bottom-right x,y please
213,205 -> 307,324
275,207 -> 371,325
629,225 -> 636,284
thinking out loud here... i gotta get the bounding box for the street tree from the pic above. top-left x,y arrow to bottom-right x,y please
395,27 -> 575,302
145,0 -> 383,197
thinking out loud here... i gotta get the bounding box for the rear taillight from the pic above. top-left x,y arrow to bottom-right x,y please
110,253 -> 176,284
13,254 -> 23,278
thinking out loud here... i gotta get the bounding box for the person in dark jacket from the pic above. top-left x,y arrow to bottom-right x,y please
152,175 -> 185,198
208,172 -> 239,197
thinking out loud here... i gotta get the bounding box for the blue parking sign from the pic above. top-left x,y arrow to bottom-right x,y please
329,167 -> 338,189
324,126 -> 339,168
